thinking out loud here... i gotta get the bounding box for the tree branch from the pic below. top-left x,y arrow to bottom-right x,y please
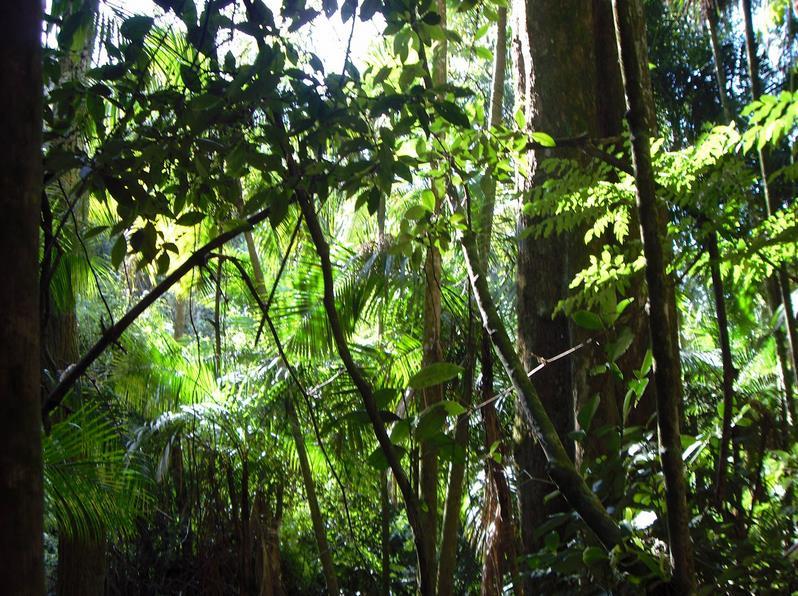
42,203 -> 279,417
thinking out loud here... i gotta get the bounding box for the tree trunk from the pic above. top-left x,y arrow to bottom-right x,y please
238,209 -> 339,595
706,7 -> 733,123
436,321 -> 473,596
420,0 -> 448,581
476,9 -> 523,595
511,1 -> 634,572
512,0 -> 583,560
297,191 -> 434,594
57,535 -> 107,596
461,229 -> 625,551
612,1 -> 697,591
707,233 -> 736,503
380,471 -> 391,595
0,1 -> 44,592
286,396 -> 341,595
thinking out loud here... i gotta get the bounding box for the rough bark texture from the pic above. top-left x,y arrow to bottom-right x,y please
512,0 -> 591,560
511,1 -> 637,570
57,535 -> 107,596
0,1 -> 45,592
612,0 -> 697,591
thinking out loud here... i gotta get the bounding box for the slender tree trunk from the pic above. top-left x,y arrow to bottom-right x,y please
706,7 -> 733,123
707,233 -> 736,503
460,228 -> 624,551
476,9 -> 523,595
214,257 -> 223,377
741,0 -> 798,386
380,471 -> 391,595
612,1 -> 697,592
239,213 -> 340,594
420,0 -> 449,582
0,1 -> 44,592
174,296 -> 186,340
286,396 -> 341,595
436,319 -> 473,596
297,191 -> 433,594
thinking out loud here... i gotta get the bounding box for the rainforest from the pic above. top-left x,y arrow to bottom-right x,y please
1,0 -> 798,593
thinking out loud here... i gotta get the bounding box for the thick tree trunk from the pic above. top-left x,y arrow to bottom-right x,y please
286,397 -> 341,595
56,535 -> 107,596
512,0 -> 592,562
511,3 -> 639,573
0,1 -> 44,592
612,1 -> 697,592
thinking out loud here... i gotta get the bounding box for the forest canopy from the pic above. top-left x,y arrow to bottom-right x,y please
1,0 -> 798,593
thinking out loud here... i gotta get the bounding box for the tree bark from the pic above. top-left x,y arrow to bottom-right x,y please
436,324 -> 473,596
706,7 -> 733,123
0,1 -> 45,592
612,1 -> 697,592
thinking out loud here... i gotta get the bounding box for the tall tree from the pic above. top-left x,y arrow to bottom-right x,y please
511,0 -> 629,571
612,0 -> 697,591
0,1 -> 45,592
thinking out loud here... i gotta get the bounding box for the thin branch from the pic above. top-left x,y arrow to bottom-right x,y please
43,203 -> 280,416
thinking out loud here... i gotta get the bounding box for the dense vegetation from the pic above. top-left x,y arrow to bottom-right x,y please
1,0 -> 798,593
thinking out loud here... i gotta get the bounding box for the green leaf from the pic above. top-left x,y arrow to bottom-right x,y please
180,64 -> 202,92
176,211 -> 206,226
360,0 -> 381,21
374,388 -> 398,410
111,235 -> 127,269
120,16 -> 154,41
577,394 -> 600,433
573,310 -> 603,331
440,400 -> 466,416
433,100 -> 470,128
531,131 -> 556,147
409,362 -> 463,390
416,407 -> 447,441
421,11 -> 441,25
367,444 -> 406,470
582,546 -> 607,566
